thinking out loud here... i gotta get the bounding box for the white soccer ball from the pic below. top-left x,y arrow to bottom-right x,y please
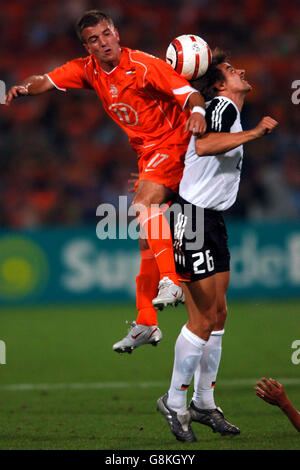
166,34 -> 212,80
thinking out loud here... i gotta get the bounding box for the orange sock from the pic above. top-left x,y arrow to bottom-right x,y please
136,248 -> 160,326
138,206 -> 179,285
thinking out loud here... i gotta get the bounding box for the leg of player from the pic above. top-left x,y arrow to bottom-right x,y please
133,180 -> 184,311
113,180 -> 183,354
193,271 -> 229,407
135,241 -> 161,327
157,277 -> 216,442
112,241 -> 162,354
189,271 -> 240,436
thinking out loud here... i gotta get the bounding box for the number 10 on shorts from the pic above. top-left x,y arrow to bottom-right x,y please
192,250 -> 214,274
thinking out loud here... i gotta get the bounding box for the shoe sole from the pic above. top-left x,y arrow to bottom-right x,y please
153,299 -> 185,311
113,339 -> 161,354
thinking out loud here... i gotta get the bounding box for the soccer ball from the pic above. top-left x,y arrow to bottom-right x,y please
166,35 -> 212,80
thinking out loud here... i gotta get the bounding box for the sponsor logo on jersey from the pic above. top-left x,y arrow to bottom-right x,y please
109,103 -> 138,126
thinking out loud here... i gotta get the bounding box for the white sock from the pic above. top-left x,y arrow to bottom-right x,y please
192,330 -> 224,410
167,325 -> 207,413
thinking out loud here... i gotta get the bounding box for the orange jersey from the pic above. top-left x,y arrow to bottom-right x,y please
46,47 -> 195,153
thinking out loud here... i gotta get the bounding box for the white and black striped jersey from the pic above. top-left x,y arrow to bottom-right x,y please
179,96 -> 243,211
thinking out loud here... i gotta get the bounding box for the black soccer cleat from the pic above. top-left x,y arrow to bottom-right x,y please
157,393 -> 197,442
189,401 -> 240,436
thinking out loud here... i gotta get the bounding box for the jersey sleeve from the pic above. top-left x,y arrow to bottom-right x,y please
45,58 -> 92,91
139,54 -> 198,109
205,98 -> 237,133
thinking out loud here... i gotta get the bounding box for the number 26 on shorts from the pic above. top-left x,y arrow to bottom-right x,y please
192,249 -> 214,274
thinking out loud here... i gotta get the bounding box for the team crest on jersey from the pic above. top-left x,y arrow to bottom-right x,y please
109,84 -> 118,98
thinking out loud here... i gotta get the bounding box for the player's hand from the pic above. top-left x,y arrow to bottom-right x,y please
5,85 -> 29,106
253,116 -> 278,138
254,377 -> 289,407
128,172 -> 139,193
185,112 -> 207,136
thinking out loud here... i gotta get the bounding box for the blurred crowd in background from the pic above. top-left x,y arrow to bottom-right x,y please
0,0 -> 299,228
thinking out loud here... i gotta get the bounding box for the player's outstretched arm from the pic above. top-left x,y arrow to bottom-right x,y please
255,377 -> 300,432
196,116 -> 278,156
6,75 -> 54,106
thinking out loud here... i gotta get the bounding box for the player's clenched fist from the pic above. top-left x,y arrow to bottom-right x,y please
253,116 -> 278,138
5,85 -> 29,105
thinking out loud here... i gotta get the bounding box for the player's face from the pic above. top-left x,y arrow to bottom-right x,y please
81,20 -> 121,71
218,62 -> 252,93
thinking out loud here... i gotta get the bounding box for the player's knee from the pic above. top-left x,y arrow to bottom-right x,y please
206,309 -> 217,334
217,303 -> 228,325
192,318 -> 216,341
131,201 -> 144,217
201,299 -> 217,331
189,305 -> 216,339
139,237 -> 149,250
131,198 -> 151,216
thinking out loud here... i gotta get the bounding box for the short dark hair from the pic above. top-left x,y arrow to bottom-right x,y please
191,48 -> 229,101
76,10 -> 115,43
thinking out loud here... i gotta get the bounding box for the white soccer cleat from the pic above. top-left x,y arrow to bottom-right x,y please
113,321 -> 162,354
152,277 -> 185,311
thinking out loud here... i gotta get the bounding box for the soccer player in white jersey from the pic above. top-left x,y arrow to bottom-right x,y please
157,48 -> 278,442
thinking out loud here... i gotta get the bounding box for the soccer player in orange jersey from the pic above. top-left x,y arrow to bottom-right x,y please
6,10 -> 207,351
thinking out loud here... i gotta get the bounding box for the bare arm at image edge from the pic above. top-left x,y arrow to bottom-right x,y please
5,75 -> 54,105
255,377 -> 300,432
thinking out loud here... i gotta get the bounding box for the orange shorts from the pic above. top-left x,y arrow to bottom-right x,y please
135,145 -> 187,193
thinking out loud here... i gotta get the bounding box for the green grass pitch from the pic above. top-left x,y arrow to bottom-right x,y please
0,299 -> 299,450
